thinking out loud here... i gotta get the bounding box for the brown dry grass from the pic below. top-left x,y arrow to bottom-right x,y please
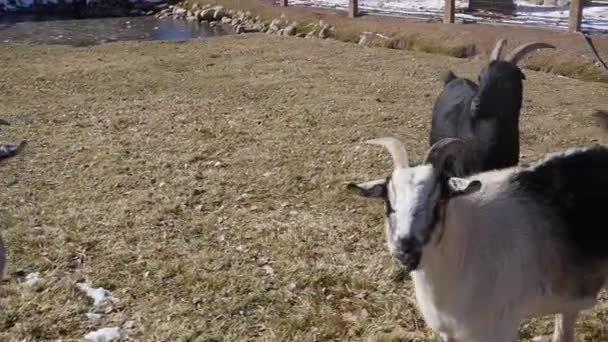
187,0 -> 608,83
0,34 -> 607,341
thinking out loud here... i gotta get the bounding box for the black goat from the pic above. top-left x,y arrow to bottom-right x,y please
0,119 -> 26,161
429,40 -> 554,175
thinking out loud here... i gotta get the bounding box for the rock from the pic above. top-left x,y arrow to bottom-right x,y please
277,29 -> 284,35
267,23 -> 280,34
145,10 -> 154,16
237,23 -> 263,33
358,34 -> 368,46
228,9 -> 236,16
186,15 -> 198,21
230,18 -> 240,27
210,20 -> 220,27
174,7 -> 187,18
295,32 -> 306,38
318,25 -> 331,39
191,3 -> 199,11
221,16 -> 232,24
199,8 -> 214,21
283,25 -> 296,36
306,30 -> 317,38
155,3 -> 169,11
251,23 -> 264,31
213,5 -> 225,20
271,18 -> 281,27
245,10 -> 252,18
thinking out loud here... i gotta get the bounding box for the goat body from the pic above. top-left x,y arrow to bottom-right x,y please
430,73 -> 519,175
417,146 -> 608,340
350,137 -> 608,341
430,40 -> 554,175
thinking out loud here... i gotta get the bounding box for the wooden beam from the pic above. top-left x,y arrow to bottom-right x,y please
568,0 -> 583,32
349,0 -> 358,18
444,0 -> 455,23
279,0 -> 288,7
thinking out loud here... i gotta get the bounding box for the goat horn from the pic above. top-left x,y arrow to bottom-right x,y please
366,137 -> 409,169
424,138 -> 466,171
489,39 -> 507,61
504,42 -> 555,64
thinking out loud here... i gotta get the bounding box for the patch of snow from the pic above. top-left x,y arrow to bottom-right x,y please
85,313 -> 103,321
514,2 -> 608,32
23,272 -> 40,287
84,327 -> 121,342
290,0 -> 608,33
76,282 -> 117,306
16,0 -> 33,7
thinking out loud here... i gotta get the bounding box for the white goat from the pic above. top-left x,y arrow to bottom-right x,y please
348,137 -> 608,342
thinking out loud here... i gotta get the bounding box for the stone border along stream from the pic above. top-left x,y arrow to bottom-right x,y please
155,3 -> 340,39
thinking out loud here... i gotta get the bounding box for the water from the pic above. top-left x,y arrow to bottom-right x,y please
0,14 -> 228,45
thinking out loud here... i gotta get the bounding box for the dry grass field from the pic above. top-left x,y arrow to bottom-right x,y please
0,34 -> 607,341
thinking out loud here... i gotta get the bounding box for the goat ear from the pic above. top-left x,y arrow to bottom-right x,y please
425,138 -> 466,179
447,177 -> 482,196
347,178 -> 387,199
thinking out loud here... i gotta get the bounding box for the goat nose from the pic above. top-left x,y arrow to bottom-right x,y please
393,238 -> 421,272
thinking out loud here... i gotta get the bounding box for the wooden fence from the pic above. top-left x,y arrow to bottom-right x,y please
277,0 -> 588,33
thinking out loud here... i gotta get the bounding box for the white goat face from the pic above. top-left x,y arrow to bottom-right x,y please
348,137 -> 476,272
350,165 -> 441,271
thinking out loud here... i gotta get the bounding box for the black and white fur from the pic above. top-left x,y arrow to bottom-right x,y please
430,40 -> 554,175
349,136 -> 608,342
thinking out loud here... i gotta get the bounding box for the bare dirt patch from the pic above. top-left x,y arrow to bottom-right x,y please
0,34 -> 607,341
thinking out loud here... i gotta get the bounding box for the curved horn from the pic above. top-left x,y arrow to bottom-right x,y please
366,137 -> 409,169
424,138 -> 466,172
504,42 -> 555,65
489,39 -> 507,61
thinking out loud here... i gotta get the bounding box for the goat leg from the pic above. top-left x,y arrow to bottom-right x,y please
531,312 -> 577,342
552,312 -> 577,342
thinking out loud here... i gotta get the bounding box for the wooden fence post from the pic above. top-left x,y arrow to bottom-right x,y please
280,0 -> 288,7
444,0 -> 455,23
568,0 -> 583,32
349,0 -> 358,18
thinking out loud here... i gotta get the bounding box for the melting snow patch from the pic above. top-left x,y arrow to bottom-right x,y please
23,272 -> 40,287
76,281 -> 117,306
84,327 -> 121,342
85,313 -> 103,322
